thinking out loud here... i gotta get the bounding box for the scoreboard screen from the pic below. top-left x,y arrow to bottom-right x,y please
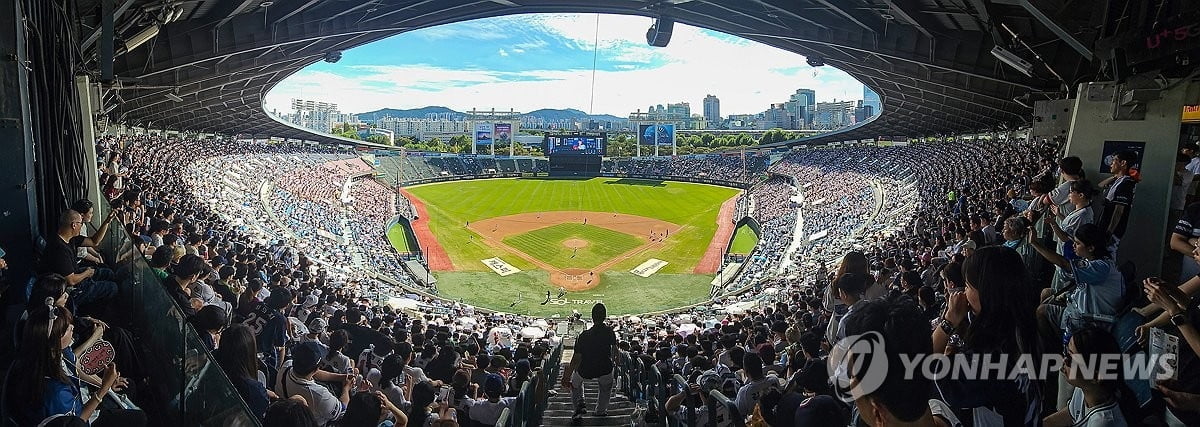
544,133 -> 607,155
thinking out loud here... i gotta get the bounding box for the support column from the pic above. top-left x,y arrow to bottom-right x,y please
76,75 -> 105,218
0,0 -> 41,279
1064,81 -> 1191,277
469,120 -> 476,155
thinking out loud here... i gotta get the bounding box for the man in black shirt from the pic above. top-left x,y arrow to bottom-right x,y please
561,303 -> 617,420
1099,150 -> 1137,255
340,308 -> 389,357
38,210 -> 116,310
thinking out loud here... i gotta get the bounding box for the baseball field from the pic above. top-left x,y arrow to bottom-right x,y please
398,177 -> 741,316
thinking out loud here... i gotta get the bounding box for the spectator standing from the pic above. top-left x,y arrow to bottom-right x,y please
561,303 -> 617,421
1098,150 -> 1138,255
932,246 -> 1043,425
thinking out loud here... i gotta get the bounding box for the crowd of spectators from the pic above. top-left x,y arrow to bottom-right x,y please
593,133 -> 1200,427
48,134 -> 572,426
376,156 -> 550,186
601,153 -> 770,185
13,128 -> 1200,427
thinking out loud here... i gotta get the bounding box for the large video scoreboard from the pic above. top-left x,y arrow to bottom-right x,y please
544,132 -> 607,156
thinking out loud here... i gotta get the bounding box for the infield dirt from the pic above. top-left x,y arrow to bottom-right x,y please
466,211 -> 679,290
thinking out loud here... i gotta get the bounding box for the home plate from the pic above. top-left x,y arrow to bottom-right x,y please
631,259 -> 668,277
481,257 -> 520,276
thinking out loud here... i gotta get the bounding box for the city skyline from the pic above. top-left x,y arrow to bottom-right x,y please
264,13 -> 867,117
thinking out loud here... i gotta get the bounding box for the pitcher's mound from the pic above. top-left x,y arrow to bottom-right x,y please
563,238 -> 589,249
552,268 -> 598,290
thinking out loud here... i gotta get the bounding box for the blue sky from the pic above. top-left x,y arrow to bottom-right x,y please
265,14 -> 867,116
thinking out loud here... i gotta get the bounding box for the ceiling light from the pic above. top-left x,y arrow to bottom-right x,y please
991,46 -> 1034,77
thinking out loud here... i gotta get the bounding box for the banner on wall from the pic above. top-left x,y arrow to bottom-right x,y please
637,124 -> 654,145
655,124 -> 676,146
1100,140 -> 1145,177
474,123 -> 493,146
493,123 -> 511,145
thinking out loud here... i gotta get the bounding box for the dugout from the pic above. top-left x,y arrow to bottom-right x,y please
404,260 -> 437,287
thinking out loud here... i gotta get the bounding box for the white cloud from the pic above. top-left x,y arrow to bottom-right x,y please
498,49 -> 509,57
265,14 -> 867,116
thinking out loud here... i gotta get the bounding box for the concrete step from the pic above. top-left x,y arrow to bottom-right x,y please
544,406 -> 636,417
546,396 -> 630,407
543,413 -> 632,427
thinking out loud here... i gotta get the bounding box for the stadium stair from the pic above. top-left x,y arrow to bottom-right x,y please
543,350 -> 636,427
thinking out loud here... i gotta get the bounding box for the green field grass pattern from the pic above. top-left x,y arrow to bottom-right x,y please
501,223 -> 643,269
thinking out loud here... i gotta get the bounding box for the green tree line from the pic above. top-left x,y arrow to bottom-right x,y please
345,127 -> 801,156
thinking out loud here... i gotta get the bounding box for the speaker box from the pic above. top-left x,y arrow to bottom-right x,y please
646,16 -> 674,47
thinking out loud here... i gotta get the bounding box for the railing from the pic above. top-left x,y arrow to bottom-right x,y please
502,341 -> 562,427
706,389 -> 744,427
96,221 -> 259,425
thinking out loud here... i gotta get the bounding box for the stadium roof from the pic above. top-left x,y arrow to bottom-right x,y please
81,0 -> 1196,145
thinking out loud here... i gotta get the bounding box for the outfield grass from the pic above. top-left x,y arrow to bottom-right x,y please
728,223 -> 759,255
502,224 -> 643,270
407,178 -> 738,274
386,223 -> 411,252
406,177 -> 738,314
434,271 -> 714,316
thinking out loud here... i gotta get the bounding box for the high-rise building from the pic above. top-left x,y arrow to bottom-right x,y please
854,100 -> 874,122
760,103 -> 791,130
703,95 -> 720,124
863,86 -> 882,116
814,100 -> 857,129
666,102 -> 691,119
289,98 -> 343,133
786,89 -> 816,129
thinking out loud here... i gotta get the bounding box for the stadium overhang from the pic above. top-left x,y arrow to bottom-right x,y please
78,0 -> 1200,145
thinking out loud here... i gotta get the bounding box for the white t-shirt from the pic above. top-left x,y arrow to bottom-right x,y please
467,397 -> 515,425
1049,179 -> 1077,215
405,365 -> 431,383
323,351 -> 352,374
1068,388 -> 1127,427
928,399 -> 964,427
1058,206 -> 1094,244
274,360 -> 345,425
733,374 -> 780,416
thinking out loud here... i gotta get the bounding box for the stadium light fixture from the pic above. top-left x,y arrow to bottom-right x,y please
324,51 -> 343,63
118,24 -> 159,56
991,46 -> 1034,78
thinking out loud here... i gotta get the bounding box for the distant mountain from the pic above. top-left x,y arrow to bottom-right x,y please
356,106 -> 627,124
356,106 -> 461,121
524,108 -> 627,123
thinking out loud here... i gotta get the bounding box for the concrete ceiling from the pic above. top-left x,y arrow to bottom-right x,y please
76,0 -> 1193,145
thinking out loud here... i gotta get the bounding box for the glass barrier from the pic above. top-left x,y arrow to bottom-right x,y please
99,219 -> 258,426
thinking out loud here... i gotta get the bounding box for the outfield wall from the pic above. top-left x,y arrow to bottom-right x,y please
399,171 -> 752,189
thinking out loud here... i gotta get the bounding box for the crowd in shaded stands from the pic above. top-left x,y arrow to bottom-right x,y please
376,156 -> 549,186
375,153 -> 768,187
11,130 -> 1200,427
11,134 -> 577,426
601,153 -> 770,185
604,134 -> 1200,427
